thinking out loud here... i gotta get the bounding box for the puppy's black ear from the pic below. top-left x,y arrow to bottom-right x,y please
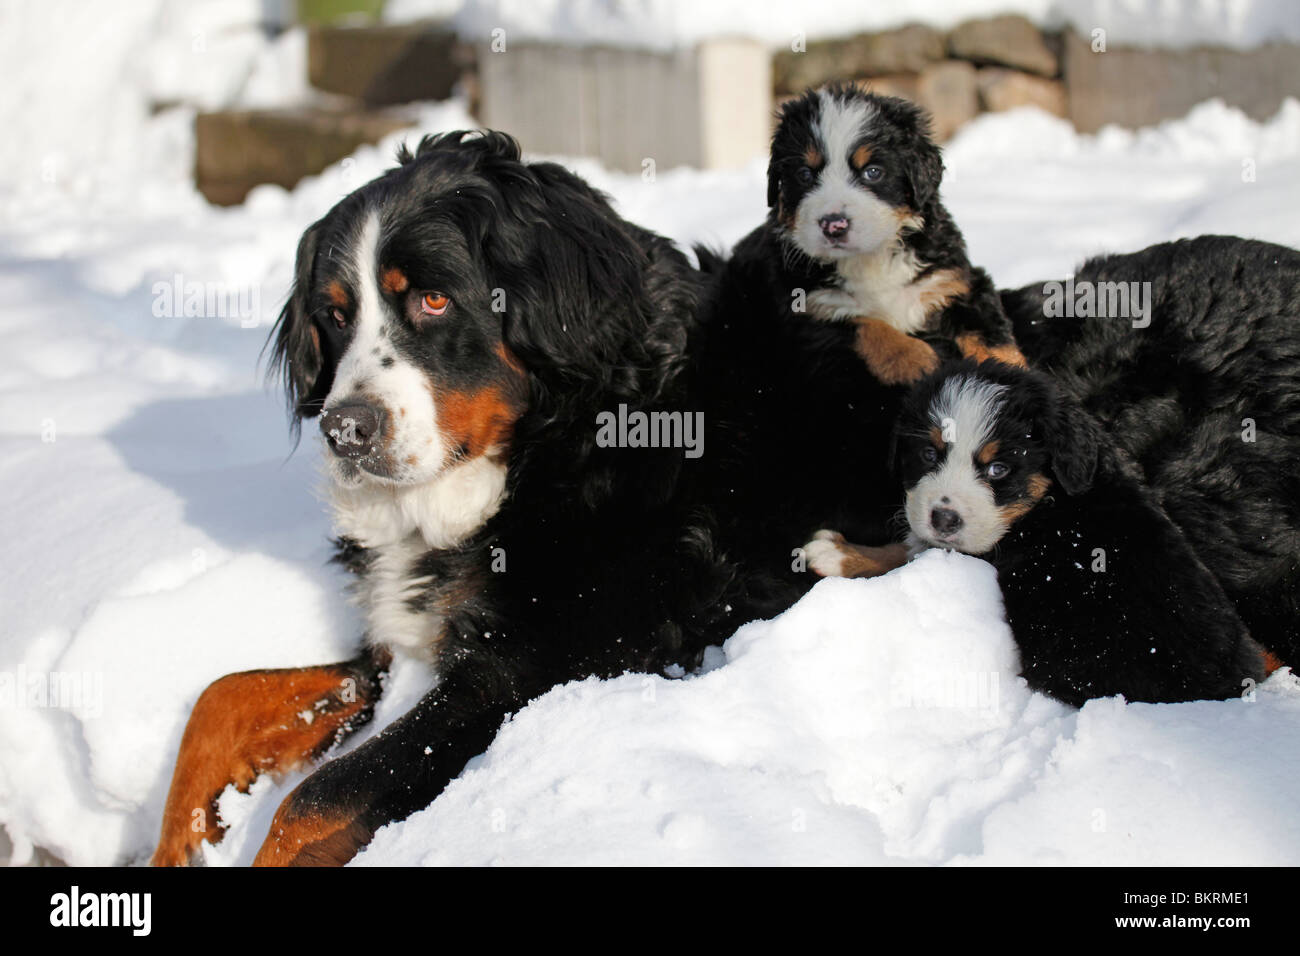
1041,394 -> 1101,497
267,220 -> 327,431
904,135 -> 944,211
766,153 -> 781,209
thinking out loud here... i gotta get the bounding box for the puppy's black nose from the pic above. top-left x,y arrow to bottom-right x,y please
931,507 -> 964,536
321,402 -> 385,458
820,214 -> 850,239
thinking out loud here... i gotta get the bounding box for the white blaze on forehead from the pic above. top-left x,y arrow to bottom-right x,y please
323,210 -> 449,486
929,375 -> 1007,456
813,90 -> 876,185
905,375 -> 1009,554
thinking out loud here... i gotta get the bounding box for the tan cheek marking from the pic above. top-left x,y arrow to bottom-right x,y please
851,144 -> 872,170
978,440 -> 1001,466
996,472 -> 1052,527
432,383 -> 523,460
956,332 -> 1029,368
380,267 -> 409,296
326,280 -> 348,308
309,324 -> 321,357
1262,650 -> 1286,675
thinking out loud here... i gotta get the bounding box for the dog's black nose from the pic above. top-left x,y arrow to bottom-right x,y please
820,214 -> 850,239
931,507 -> 964,536
321,402 -> 385,458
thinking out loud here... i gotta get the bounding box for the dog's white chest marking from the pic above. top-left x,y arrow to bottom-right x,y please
356,533 -> 445,659
808,244 -> 965,335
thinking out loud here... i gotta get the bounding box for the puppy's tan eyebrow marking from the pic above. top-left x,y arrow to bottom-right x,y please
977,440 -> 1001,465
929,425 -> 945,449
851,144 -> 873,170
803,145 -> 824,168
326,280 -> 349,308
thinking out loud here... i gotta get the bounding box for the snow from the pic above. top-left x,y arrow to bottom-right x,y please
3,3 -> 1300,866
387,0 -> 1300,51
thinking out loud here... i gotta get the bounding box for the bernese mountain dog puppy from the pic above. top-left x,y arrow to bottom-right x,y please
699,84 -> 1026,581
152,130 -> 802,866
763,83 -> 1024,383
807,235 -> 1300,705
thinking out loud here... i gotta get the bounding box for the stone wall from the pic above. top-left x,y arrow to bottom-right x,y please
773,14 -> 1298,141
192,15 -> 1300,203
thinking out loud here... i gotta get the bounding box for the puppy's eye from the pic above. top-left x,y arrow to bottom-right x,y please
863,165 -> 884,182
420,292 -> 451,316
796,166 -> 815,185
331,308 -> 347,330
986,461 -> 1010,480
921,446 -> 939,464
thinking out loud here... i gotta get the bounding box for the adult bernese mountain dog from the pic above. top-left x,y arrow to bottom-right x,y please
152,130 -> 808,866
807,236 -> 1300,705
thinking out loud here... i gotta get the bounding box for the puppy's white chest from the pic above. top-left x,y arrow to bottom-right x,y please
808,247 -> 960,335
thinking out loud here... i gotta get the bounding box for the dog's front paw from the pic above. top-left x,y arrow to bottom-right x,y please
803,529 -> 850,577
853,319 -> 940,386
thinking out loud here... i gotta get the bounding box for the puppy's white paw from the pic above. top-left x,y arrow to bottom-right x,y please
803,529 -> 848,577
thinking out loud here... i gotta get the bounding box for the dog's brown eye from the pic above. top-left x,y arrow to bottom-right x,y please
987,461 -> 1009,480
921,446 -> 939,464
796,166 -> 814,185
863,165 -> 884,182
331,308 -> 346,329
421,292 -> 450,316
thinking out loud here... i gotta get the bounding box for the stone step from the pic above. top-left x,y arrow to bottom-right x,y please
195,106 -> 415,206
307,21 -> 471,106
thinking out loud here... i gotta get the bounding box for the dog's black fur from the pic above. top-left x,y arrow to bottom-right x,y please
156,130 -> 825,865
893,359 -> 1276,706
1003,235 -> 1300,674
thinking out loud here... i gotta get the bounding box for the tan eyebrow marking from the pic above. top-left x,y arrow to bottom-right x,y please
851,144 -> 873,170
380,267 -> 409,296
977,440 -> 1001,465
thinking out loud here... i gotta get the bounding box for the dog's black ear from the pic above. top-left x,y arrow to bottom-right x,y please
766,153 -> 781,209
1041,393 -> 1101,497
904,135 -> 944,211
267,220 -> 327,431
483,160 -> 694,417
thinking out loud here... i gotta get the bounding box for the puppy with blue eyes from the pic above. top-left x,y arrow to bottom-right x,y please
763,83 -> 1025,385
806,360 -> 1279,706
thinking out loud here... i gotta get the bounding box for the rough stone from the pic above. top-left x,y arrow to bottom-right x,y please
977,67 -> 1067,117
195,107 -> 414,206
949,15 -> 1058,77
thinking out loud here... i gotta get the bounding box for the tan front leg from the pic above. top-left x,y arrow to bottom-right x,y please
152,654 -> 384,866
804,529 -> 910,579
853,318 -> 940,385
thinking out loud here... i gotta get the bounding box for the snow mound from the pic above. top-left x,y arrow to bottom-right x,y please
352,552 -> 1300,866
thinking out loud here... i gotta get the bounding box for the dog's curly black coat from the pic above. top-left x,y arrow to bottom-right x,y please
1001,235 -> 1300,679
896,358 -> 1278,706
